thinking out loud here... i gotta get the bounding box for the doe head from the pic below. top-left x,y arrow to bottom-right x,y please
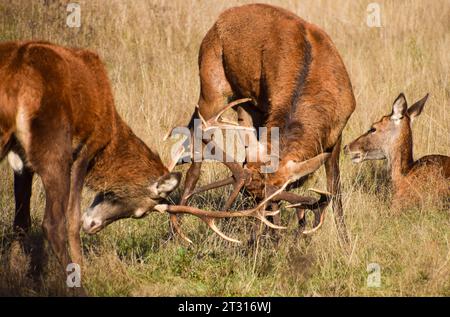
344,93 -> 428,163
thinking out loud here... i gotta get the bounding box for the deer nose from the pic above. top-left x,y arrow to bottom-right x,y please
81,213 -> 102,234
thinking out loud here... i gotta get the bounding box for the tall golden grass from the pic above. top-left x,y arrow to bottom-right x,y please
0,0 -> 449,296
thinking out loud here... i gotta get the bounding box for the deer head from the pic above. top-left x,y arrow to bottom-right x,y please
82,169 -> 182,234
344,93 -> 429,163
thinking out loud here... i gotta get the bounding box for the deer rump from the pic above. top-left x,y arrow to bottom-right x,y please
167,4 -> 356,240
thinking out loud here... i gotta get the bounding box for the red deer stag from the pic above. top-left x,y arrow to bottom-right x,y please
344,93 -> 449,210
0,41 -> 289,281
0,41 -> 182,273
170,4 -> 356,238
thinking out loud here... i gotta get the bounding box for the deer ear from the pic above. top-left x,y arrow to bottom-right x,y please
407,93 -> 428,121
149,172 -> 181,199
285,153 -> 331,183
391,93 -> 407,120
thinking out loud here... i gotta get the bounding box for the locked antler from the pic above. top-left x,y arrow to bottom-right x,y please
155,180 -> 290,243
163,98 -> 333,237
157,182 -> 332,243
179,152 -> 333,234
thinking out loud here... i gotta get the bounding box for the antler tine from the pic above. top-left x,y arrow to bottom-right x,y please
217,117 -> 240,126
196,104 -> 209,127
163,126 -> 176,141
308,188 -> 332,200
166,144 -> 186,172
165,98 -> 253,171
301,188 -> 330,235
285,188 -> 332,208
280,188 -> 331,235
202,217 -> 241,243
209,97 -> 252,124
185,177 -> 235,200
256,181 -> 290,210
302,210 -> 326,235
169,214 -> 193,244
199,98 -> 253,131
264,209 -> 280,217
203,125 -> 256,134
253,212 -> 285,229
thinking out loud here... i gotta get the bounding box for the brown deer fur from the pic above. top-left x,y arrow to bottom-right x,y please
0,41 -> 180,275
180,4 -> 355,235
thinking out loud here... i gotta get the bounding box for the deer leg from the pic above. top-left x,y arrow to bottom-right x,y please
182,162 -> 250,210
180,26 -> 254,207
180,161 -> 203,205
180,125 -> 251,209
38,161 -> 72,271
39,162 -> 88,295
325,136 -> 349,243
297,208 -> 306,232
221,161 -> 251,210
268,201 -> 281,242
67,155 -> 89,267
181,161 -> 250,210
39,160 -> 87,296
171,161 -> 203,240
13,167 -> 34,236
220,105 -> 265,210
29,123 -> 74,279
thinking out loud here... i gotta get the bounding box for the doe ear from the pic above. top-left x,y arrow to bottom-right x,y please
150,172 -> 182,199
407,93 -> 429,121
391,93 -> 408,120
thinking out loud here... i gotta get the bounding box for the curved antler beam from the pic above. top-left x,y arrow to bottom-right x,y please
155,181 -> 289,243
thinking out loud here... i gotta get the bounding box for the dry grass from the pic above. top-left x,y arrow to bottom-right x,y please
0,0 -> 449,296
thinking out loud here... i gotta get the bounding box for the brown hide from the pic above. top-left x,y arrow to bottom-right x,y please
197,4 -> 355,186
0,41 -> 172,277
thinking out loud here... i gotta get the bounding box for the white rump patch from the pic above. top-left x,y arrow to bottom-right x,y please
8,152 -> 24,173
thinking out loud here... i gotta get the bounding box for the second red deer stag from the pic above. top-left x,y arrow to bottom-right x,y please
172,4 -> 356,238
344,93 -> 450,210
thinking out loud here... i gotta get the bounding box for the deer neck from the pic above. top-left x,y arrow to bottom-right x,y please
387,129 -> 414,189
86,117 -> 167,195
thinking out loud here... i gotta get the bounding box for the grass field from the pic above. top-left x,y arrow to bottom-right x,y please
0,0 -> 449,296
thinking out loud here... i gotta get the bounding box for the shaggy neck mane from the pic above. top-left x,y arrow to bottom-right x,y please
85,116 -> 167,199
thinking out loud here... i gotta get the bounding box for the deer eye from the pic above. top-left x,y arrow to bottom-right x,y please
368,128 -> 376,134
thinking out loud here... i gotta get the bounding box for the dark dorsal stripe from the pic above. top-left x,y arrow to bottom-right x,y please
286,35 -> 312,127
